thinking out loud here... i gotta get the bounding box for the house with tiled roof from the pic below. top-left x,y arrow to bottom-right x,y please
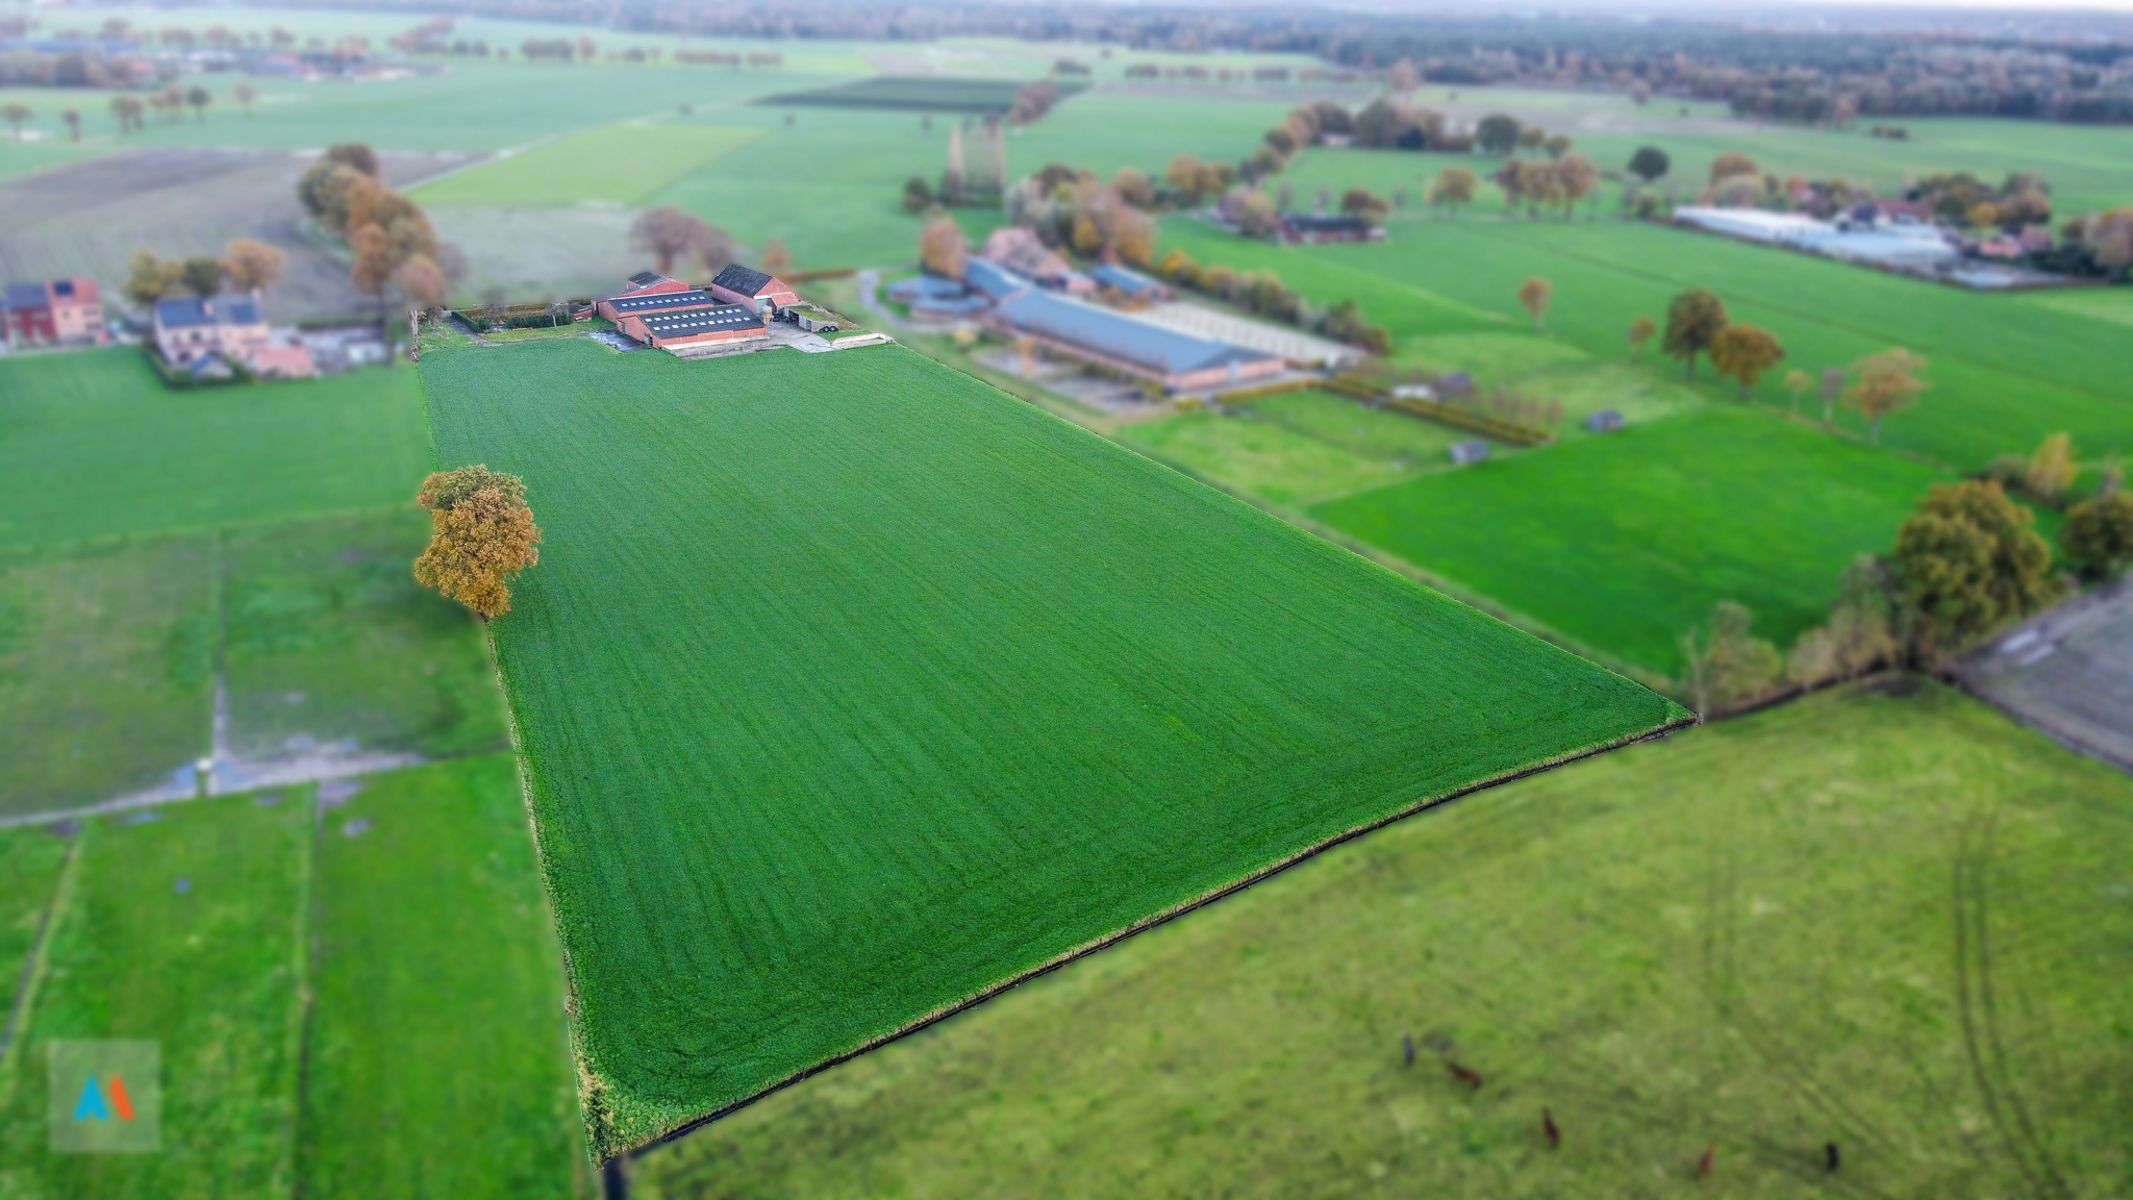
709,264 -> 799,314
152,294 -> 314,378
5,278 -> 108,349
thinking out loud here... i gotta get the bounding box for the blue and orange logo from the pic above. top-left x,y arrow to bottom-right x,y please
71,1074 -> 138,1123
49,1040 -> 158,1153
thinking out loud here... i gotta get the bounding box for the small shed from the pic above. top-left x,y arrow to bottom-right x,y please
1584,409 -> 1625,433
1448,439 -> 1491,466
1432,371 -> 1475,398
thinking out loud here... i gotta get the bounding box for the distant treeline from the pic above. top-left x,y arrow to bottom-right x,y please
234,2 -> 2133,125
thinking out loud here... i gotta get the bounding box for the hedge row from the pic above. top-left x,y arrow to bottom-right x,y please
1383,395 -> 1554,446
1210,378 -> 1315,405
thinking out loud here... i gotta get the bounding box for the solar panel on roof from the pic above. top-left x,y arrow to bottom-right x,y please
609,289 -> 714,313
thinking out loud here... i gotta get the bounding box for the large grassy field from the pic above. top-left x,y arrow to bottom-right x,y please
1157,217 -> 2130,472
412,124 -> 763,207
635,680 -> 2133,1198
420,340 -> 1684,1152
1313,408 -> 1954,675
0,351 -> 431,553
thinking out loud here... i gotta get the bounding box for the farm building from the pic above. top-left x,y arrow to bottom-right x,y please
989,289 -> 1283,393
5,278 -> 108,349
1673,205 -> 1959,272
1089,264 -> 1172,304
598,287 -> 719,322
886,274 -> 990,318
622,302 -> 768,353
1277,213 -> 1385,245
710,264 -> 799,314
983,228 -> 1096,294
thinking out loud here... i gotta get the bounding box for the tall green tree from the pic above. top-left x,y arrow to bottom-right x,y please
1709,324 -> 1785,398
1662,288 -> 1729,379
1628,145 -> 1670,183
1476,113 -> 1521,156
1894,480 -> 2055,661
2061,491 -> 2133,581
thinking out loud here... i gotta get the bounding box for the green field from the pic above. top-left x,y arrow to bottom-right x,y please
1157,217 -> 2131,471
220,510 -> 508,767
413,124 -> 762,207
0,762 -> 585,1197
1118,389 -> 1476,508
760,75 -> 1067,112
1312,408 -> 1953,675
0,537 -> 215,814
420,340 -> 1683,1151
0,351 -> 431,553
0,795 -> 311,1198
300,756 -> 585,1199
0,827 -> 72,1019
636,680 -> 2133,1198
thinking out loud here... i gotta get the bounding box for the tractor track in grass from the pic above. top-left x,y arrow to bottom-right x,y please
1951,811 -> 2070,1199
0,837 -> 79,1065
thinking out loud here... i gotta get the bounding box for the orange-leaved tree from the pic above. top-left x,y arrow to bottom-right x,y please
413,465 -> 541,621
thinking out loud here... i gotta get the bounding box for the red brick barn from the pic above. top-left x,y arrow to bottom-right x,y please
708,264 -> 799,314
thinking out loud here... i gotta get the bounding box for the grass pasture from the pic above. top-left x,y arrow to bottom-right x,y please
635,681 -> 2133,1199
1313,408 -> 1953,676
1118,389 -> 1475,508
419,340 -> 1684,1151
412,124 -> 762,207
220,510 -> 509,768
0,537 -> 216,816
0,351 -> 430,553
301,756 -> 584,1200
0,795 -> 310,1199
1156,217 -> 2132,470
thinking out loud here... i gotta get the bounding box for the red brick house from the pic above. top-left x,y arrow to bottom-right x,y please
5,278 -> 108,348
708,264 -> 799,314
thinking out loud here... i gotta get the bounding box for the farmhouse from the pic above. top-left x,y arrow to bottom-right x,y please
989,288 -> 1283,392
5,278 -> 108,349
152,295 -> 317,378
1278,213 -> 1385,245
710,264 -> 799,314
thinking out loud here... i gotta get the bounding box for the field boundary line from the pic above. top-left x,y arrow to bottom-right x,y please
0,834 -> 80,1069
618,709 -> 1696,1164
1,500 -> 416,564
